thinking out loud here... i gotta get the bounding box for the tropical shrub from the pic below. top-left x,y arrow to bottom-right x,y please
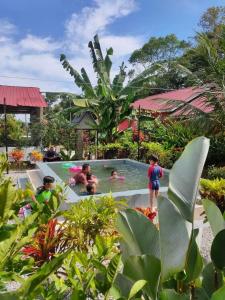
200,178 -> 225,213
113,137 -> 225,299
62,195 -> 125,251
141,141 -> 173,168
22,219 -> 65,266
60,148 -> 76,161
207,165 -> 225,179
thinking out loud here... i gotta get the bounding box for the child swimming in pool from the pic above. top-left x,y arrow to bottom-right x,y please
109,170 -> 125,180
87,173 -> 99,184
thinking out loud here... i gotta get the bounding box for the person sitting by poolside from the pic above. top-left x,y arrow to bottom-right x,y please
87,172 -> 99,185
74,163 -> 90,186
43,146 -> 61,162
36,176 -> 55,205
109,170 -> 125,180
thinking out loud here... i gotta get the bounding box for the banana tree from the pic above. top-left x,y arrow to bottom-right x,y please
113,137 -> 225,299
60,34 -> 155,144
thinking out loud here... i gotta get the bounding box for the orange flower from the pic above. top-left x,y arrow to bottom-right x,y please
31,150 -> 43,161
135,207 -> 157,222
10,149 -> 24,162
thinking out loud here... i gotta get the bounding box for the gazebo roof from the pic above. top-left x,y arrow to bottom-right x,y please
0,85 -> 47,108
72,111 -> 97,130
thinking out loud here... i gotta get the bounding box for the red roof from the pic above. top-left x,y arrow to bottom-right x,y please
132,87 -> 209,113
0,85 -> 47,107
118,119 -> 137,132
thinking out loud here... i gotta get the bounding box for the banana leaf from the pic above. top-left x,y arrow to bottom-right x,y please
168,136 -> 209,222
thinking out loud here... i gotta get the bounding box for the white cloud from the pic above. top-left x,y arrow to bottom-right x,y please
19,34 -> 61,52
65,0 -> 137,51
101,35 -> 142,57
0,19 -> 16,36
0,0 -> 141,93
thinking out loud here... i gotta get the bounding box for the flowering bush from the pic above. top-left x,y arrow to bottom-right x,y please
10,148 -> 24,162
135,207 -> 157,222
30,150 -> 43,162
22,219 -> 65,265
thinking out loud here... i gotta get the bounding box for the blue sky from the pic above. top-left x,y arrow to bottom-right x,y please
0,0 -> 223,93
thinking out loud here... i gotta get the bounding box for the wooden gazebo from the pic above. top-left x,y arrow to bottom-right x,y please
0,85 -> 47,170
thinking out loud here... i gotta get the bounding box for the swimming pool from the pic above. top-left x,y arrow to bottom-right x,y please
36,159 -> 169,208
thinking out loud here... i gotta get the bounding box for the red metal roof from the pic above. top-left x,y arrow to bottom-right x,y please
132,87 -> 206,113
171,96 -> 214,117
0,85 -> 47,107
118,119 -> 137,132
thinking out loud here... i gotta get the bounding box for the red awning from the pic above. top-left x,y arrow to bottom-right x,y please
0,85 -> 47,107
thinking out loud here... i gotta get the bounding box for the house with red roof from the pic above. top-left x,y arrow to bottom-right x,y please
118,86 -> 214,132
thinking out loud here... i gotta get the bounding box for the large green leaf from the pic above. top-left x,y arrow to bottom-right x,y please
128,280 -> 147,300
159,289 -> 189,300
107,254 -> 122,284
210,229 -> 225,270
211,286 -> 225,300
202,263 -> 223,298
111,273 -> 133,299
0,212 -> 39,269
116,209 -> 160,259
168,136 -> 209,222
19,251 -> 70,297
203,199 -> 225,237
185,229 -> 203,282
158,197 -> 192,281
0,179 -> 17,225
123,255 -> 161,300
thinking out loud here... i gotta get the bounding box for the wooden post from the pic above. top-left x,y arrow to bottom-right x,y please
3,98 -> 9,174
137,105 -> 141,161
96,130 -> 99,159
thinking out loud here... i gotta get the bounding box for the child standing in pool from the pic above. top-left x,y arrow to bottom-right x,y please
148,155 -> 163,210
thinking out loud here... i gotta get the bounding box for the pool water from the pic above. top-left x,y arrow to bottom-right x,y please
47,160 -> 169,195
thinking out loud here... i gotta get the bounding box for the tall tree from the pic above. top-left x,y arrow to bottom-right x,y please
129,34 -> 189,68
199,6 -> 225,34
60,35 -> 155,143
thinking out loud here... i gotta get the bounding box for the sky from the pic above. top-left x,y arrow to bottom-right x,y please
0,0 -> 224,94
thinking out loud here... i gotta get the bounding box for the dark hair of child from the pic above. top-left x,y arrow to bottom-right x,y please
111,170 -> 116,176
149,155 -> 159,163
43,176 -> 55,185
82,163 -> 90,171
86,183 -> 94,195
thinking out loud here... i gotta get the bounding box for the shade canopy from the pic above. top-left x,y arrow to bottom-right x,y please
0,85 -> 47,113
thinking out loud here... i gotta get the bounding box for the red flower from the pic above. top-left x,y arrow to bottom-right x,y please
135,207 -> 157,222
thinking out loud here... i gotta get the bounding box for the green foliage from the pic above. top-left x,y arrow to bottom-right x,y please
60,34 -> 156,143
30,113 -> 77,150
198,6 -> 225,33
115,137 -> 225,299
129,34 -> 189,67
62,195 -> 125,251
141,141 -> 173,168
0,115 -> 26,147
208,166 -> 225,179
200,178 -> 225,212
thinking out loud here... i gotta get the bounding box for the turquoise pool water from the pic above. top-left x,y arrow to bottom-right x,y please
47,160 -> 169,195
